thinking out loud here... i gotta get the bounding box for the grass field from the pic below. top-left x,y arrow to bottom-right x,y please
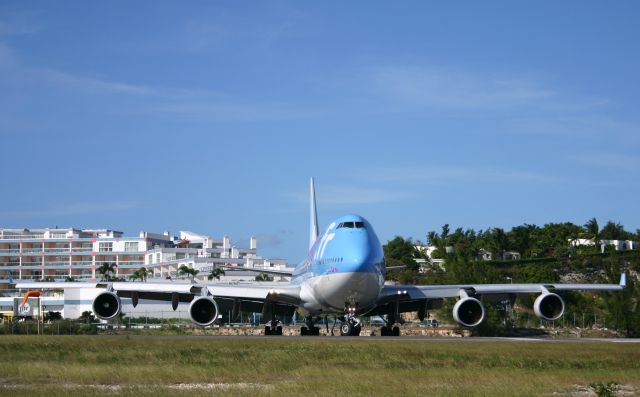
0,336 -> 639,396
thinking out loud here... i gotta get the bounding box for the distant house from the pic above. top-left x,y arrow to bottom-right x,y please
501,251 -> 521,261
477,249 -> 492,261
416,258 -> 445,273
569,238 -> 638,252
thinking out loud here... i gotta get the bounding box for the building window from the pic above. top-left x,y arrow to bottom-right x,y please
99,242 -> 113,252
124,242 -> 139,252
50,233 -> 66,239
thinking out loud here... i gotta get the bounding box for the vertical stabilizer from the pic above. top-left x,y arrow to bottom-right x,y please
309,177 -> 319,250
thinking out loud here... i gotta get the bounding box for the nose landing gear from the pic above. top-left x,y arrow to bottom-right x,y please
340,305 -> 362,336
339,318 -> 362,336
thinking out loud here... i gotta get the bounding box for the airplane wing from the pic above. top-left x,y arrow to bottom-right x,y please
368,274 -> 626,322
15,281 -> 301,324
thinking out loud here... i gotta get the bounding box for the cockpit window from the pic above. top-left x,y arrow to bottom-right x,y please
337,221 -> 365,229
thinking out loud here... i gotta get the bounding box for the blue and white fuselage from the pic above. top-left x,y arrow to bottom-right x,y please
292,214 -> 385,316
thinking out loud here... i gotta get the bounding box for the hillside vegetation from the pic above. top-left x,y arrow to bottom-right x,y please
384,218 -> 640,336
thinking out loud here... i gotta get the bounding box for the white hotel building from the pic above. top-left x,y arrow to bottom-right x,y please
0,227 -> 290,290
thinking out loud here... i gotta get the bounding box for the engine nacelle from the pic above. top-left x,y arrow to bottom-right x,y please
92,291 -> 121,320
534,293 -> 565,321
189,296 -> 220,326
453,297 -> 485,327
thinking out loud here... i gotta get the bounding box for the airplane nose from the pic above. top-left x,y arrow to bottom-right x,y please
345,236 -> 375,273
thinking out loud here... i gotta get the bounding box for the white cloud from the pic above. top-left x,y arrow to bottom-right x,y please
0,43 -> 15,67
291,185 -> 412,207
362,165 -> 558,184
502,116 -> 640,142
141,101 -> 317,121
254,233 -> 285,248
38,69 -> 159,96
570,153 -> 640,172
367,66 -> 606,113
0,10 -> 44,37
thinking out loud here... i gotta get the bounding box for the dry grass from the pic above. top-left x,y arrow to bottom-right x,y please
0,336 -> 639,396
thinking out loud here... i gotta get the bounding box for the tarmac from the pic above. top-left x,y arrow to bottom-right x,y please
107,334 -> 640,343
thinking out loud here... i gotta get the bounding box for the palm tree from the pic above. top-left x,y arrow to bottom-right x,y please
208,267 -> 225,281
135,267 -> 153,282
96,262 -> 117,281
584,217 -> 601,251
129,268 -> 145,282
255,273 -> 272,282
178,265 -> 199,281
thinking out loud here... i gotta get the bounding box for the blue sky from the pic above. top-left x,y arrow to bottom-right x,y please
1,1 -> 639,263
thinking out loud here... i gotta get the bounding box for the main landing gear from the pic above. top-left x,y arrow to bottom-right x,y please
300,316 -> 320,336
264,320 -> 283,335
380,325 -> 400,336
264,303 -> 283,335
379,314 -> 400,337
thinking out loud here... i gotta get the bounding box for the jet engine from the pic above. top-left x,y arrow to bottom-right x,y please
534,293 -> 564,321
453,297 -> 485,327
92,291 -> 121,320
189,296 -> 220,326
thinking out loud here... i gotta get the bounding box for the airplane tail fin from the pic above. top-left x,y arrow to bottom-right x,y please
309,177 -> 319,250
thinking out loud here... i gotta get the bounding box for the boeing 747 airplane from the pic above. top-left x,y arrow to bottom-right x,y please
16,179 -> 626,336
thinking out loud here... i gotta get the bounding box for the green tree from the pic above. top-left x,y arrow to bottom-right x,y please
129,267 -> 152,282
584,217 -> 601,251
178,265 -> 198,281
129,270 -> 143,282
140,267 -> 153,281
208,267 -> 226,281
600,262 -> 640,336
383,236 -> 419,271
255,273 -> 273,282
531,222 -> 582,257
78,311 -> 96,324
96,262 -> 117,281
600,221 -> 633,241
483,228 -> 508,256
506,224 -> 538,257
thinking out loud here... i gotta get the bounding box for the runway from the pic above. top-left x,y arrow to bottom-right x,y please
108,334 -> 640,343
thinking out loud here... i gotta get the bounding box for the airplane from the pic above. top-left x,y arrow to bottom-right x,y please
16,178 -> 626,336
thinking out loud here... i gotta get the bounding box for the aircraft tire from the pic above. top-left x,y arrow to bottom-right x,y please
392,326 -> 400,336
276,326 -> 283,335
340,322 -> 354,336
301,326 -> 308,336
